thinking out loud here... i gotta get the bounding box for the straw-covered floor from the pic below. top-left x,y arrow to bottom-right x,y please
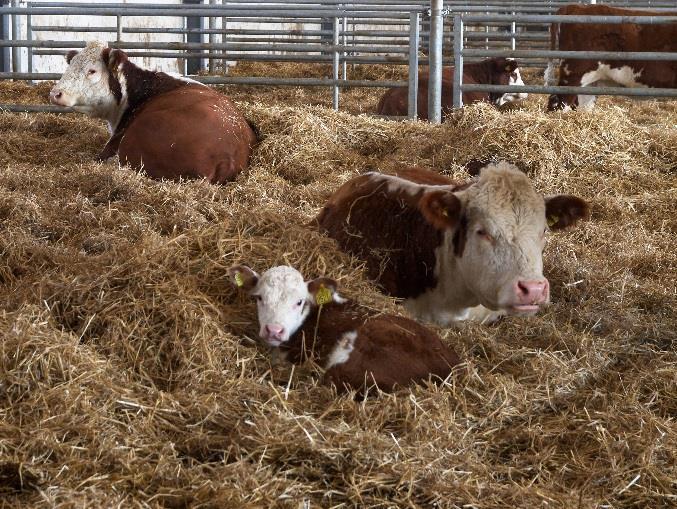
0,66 -> 675,508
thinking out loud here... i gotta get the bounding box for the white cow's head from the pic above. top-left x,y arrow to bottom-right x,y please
49,41 -> 128,122
377,161 -> 589,315
228,265 -> 344,346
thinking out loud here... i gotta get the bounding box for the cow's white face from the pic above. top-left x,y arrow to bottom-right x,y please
498,67 -> 528,105
49,41 -> 122,123
454,167 -> 549,313
228,265 -> 343,346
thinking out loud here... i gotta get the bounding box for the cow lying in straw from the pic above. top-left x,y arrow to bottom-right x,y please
49,41 -> 256,184
315,162 -> 590,325
228,265 -> 464,393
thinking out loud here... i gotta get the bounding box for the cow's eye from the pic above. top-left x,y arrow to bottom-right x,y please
87,69 -> 96,75
253,295 -> 262,302
296,299 -> 303,307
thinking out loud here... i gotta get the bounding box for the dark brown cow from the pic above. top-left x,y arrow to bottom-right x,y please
49,41 -> 256,183
315,162 -> 590,325
376,58 -> 527,118
545,4 -> 677,110
228,265 -> 464,393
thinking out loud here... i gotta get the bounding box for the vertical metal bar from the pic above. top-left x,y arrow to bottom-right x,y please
11,0 -> 21,74
209,0 -> 217,73
332,16 -> 339,110
407,11 -> 420,120
427,0 -> 443,123
452,14 -> 463,109
0,0 -> 9,73
221,0 -> 227,73
26,1 -> 32,83
116,15 -> 122,42
511,15 -> 516,51
341,15 -> 347,79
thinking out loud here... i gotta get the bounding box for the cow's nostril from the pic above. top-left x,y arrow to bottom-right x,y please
517,281 -> 529,295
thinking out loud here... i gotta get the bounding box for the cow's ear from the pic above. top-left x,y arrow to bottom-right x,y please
544,195 -> 590,230
418,190 -> 462,230
228,265 -> 259,292
65,50 -> 79,64
504,59 -> 518,73
307,277 -> 339,306
102,48 -> 127,72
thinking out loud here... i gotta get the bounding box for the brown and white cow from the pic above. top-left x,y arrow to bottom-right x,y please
545,4 -> 677,111
49,41 -> 256,183
228,265 -> 464,392
376,58 -> 527,118
314,162 -> 590,325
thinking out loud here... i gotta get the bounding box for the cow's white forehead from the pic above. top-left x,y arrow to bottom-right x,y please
68,41 -> 106,68
470,162 -> 544,226
256,266 -> 307,299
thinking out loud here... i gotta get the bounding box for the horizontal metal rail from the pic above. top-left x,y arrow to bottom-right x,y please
464,49 -> 677,61
461,83 -> 677,98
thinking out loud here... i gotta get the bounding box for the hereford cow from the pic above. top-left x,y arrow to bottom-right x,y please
228,265 -> 464,392
376,58 -> 527,118
49,41 -> 256,183
315,162 -> 590,325
545,4 -> 677,111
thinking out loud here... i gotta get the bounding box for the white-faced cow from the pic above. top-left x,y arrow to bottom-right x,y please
228,265 -> 464,393
376,58 -> 527,118
49,41 -> 256,183
545,4 -> 677,111
314,162 -> 590,325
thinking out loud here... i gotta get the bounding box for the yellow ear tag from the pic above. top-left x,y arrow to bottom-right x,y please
441,208 -> 448,217
547,215 -> 558,228
234,272 -> 244,287
315,285 -> 333,306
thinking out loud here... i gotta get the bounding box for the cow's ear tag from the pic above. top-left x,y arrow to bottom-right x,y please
315,285 -> 333,306
505,65 -> 513,72
441,208 -> 449,217
234,272 -> 244,288
547,215 -> 558,228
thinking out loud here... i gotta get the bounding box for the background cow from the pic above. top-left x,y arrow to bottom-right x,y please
228,265 -> 463,393
315,162 -> 590,325
376,57 -> 527,118
49,41 -> 256,183
545,4 -> 677,110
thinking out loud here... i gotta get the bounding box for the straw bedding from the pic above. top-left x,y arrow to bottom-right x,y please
0,68 -> 675,508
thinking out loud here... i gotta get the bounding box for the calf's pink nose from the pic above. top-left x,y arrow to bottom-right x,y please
516,279 -> 549,304
265,324 -> 285,340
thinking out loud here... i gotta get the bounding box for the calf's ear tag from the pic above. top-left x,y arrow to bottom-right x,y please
547,215 -> 558,228
315,285 -> 333,306
234,272 -> 244,287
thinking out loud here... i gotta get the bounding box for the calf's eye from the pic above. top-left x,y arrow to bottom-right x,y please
296,299 -> 303,307
87,69 -> 96,75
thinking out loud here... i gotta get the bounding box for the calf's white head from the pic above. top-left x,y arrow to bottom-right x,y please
379,161 -> 589,315
49,41 -> 127,123
228,265 -> 343,346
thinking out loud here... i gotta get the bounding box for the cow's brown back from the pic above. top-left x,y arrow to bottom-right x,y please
316,168 -> 462,298
118,85 -> 256,183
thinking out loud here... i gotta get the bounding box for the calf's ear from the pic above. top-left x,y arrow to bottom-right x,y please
544,195 -> 590,230
228,265 -> 259,292
504,59 -> 518,73
102,48 -> 128,72
418,190 -> 462,230
307,277 -> 339,306
66,50 -> 79,64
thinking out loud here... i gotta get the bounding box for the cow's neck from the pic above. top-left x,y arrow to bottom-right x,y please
403,231 -> 480,326
107,61 -> 189,132
465,61 -> 494,84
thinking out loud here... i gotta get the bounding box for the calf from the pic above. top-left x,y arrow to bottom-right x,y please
545,4 -> 677,110
49,41 -> 256,183
228,265 -> 463,393
315,162 -> 590,325
376,58 -> 527,118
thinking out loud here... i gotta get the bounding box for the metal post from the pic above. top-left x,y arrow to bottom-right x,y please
511,12 -> 516,51
407,11 -> 419,119
116,15 -> 122,42
0,0 -> 9,73
452,14 -> 463,109
341,15 -> 347,80
221,0 -> 227,73
332,16 -> 339,110
26,1 -> 32,83
209,0 -> 217,73
427,0 -> 443,123
11,0 -> 20,74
